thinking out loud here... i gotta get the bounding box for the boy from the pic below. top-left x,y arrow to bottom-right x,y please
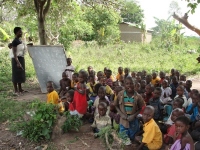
65,58 -> 75,80
105,69 -> 113,87
58,72 -> 71,98
47,81 -> 59,104
99,76 -> 114,100
174,85 -> 188,109
135,106 -> 162,150
149,87 -> 164,121
170,76 -> 179,99
91,102 -> 111,133
151,72 -> 160,86
116,67 -> 124,81
124,67 -> 131,79
144,84 -> 154,105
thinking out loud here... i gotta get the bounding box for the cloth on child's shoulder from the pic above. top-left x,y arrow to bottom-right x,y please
170,139 -> 190,150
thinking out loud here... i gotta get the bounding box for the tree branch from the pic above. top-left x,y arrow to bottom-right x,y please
43,0 -> 51,17
172,12 -> 200,36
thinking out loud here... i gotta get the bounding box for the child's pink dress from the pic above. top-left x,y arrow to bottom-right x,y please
73,83 -> 88,115
170,139 -> 190,150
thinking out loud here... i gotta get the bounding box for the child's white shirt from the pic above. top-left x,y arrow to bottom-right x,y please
174,95 -> 188,108
160,87 -> 172,104
65,65 -> 75,80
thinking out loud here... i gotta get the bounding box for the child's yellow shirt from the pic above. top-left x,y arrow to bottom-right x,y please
47,90 -> 59,104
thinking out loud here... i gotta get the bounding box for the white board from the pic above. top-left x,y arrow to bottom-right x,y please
28,45 -> 67,93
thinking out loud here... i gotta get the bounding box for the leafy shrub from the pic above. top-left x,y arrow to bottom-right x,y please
62,111 -> 82,133
21,101 -> 57,142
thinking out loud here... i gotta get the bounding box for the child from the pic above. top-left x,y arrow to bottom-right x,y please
46,81 -> 59,104
58,72 -> 71,98
151,72 -> 160,86
135,106 -> 163,150
161,79 -> 172,104
174,85 -> 188,109
164,108 -> 185,145
65,58 -> 75,80
131,71 -> 136,81
138,80 -> 146,95
105,69 -> 113,87
141,70 -> 147,80
170,76 -> 179,99
87,66 -> 93,75
61,89 -> 74,111
159,71 -> 166,84
185,80 -> 192,93
124,67 -> 131,79
87,75 -> 96,100
99,76 -> 114,100
170,116 -> 194,150
175,70 -> 180,81
149,87 -> 164,121
169,68 -> 176,83
113,85 -> 124,101
71,73 -> 79,89
114,77 -> 145,144
145,74 -> 152,85
144,84 -> 154,105
134,82 -> 141,93
91,102 -> 111,133
187,89 -> 199,108
180,74 -> 186,83
72,70 -> 88,117
93,86 -> 109,116
97,71 -> 104,82
116,67 -> 124,81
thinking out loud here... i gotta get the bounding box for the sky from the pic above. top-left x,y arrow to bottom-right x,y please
138,0 -> 200,36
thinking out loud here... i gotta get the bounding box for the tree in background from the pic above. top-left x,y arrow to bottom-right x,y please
120,0 -> 144,24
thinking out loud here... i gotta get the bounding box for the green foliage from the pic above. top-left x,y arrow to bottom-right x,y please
0,27 -> 10,41
120,1 -> 144,24
84,6 -> 121,45
62,111 -> 82,133
21,101 -> 57,142
185,0 -> 200,13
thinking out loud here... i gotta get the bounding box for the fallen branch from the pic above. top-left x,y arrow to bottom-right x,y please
172,12 -> 200,36
77,137 -> 90,148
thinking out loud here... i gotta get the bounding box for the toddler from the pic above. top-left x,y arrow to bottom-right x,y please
58,72 -> 71,98
65,58 -> 75,80
61,89 -> 74,111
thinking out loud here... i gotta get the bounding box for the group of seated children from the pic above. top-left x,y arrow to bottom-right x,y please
46,59 -> 199,150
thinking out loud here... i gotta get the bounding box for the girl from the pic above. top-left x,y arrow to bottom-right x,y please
72,70 -> 88,117
170,116 -> 194,150
61,90 -> 74,111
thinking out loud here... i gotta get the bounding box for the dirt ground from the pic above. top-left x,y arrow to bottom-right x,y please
1,77 -> 200,150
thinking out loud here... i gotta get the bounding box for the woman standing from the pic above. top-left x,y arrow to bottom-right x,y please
11,27 -> 26,95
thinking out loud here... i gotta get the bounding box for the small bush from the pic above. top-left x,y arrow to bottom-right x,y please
62,111 -> 82,133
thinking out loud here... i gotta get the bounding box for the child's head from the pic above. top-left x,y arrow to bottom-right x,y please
159,71 -> 165,79
46,81 -> 54,93
104,67 -> 108,74
171,108 -> 184,122
174,116 -> 190,134
100,76 -> 106,86
153,87 -> 162,99
176,85 -> 184,96
180,75 -> 185,82
8,43 -> 12,49
98,86 -> 106,99
67,58 -> 72,66
118,67 -> 123,74
134,82 -> 141,92
65,90 -> 74,103
131,71 -> 136,78
140,80 -> 146,88
136,75 -> 141,83
62,72 -> 68,80
137,71 -> 142,77
142,70 -> 147,77
173,97 -> 184,109
124,68 -> 130,75
110,101 -> 117,113
152,72 -> 157,79
190,89 -> 199,103
185,80 -> 192,89
87,66 -> 93,74
171,68 -> 175,76
145,74 -> 152,84
78,70 -> 88,83
124,77 -> 134,93
162,79 -> 169,88
98,102 -> 107,117
106,69 -> 112,78
145,84 -> 154,94
97,71 -> 104,81
172,76 -> 178,84
165,76 -> 170,83
72,73 -> 79,82
119,74 -> 124,82
142,106 -> 154,123
175,70 -> 180,77
88,75 -> 95,83
114,86 -> 123,95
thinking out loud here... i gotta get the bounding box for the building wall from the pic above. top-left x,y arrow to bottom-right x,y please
119,23 -> 152,43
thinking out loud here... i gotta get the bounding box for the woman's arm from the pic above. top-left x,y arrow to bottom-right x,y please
13,46 -> 23,69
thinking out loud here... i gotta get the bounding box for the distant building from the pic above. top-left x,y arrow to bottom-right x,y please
119,22 -> 153,43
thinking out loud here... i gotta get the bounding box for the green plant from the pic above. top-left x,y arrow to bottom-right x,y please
62,111 -> 82,133
21,101 -> 57,142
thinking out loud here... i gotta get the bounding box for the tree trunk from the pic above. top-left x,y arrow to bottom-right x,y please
38,17 -> 47,45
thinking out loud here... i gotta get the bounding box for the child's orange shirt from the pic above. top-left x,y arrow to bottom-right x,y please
47,90 -> 59,104
116,73 -> 124,81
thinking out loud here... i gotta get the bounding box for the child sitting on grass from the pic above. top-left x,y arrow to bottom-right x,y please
115,77 -> 145,145
174,85 -> 188,109
61,89 -> 74,111
170,76 -> 179,99
144,84 -> 154,105
149,87 -> 164,121
46,81 -> 59,105
58,72 -> 71,98
91,102 -> 111,133
99,76 -> 114,100
135,106 -> 163,150
169,116 -> 194,150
